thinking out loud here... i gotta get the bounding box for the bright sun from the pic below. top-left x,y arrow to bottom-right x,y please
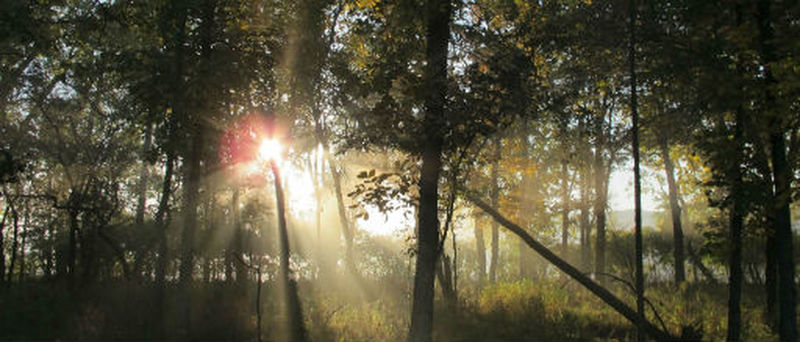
258,138 -> 283,162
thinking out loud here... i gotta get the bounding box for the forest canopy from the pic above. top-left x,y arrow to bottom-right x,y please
1,0 -> 799,341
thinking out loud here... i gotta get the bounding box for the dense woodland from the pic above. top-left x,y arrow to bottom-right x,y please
1,0 -> 799,341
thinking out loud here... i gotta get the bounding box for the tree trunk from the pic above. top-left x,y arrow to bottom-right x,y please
756,1 -> 797,339
659,138 -> 685,285
579,165 -> 591,272
408,0 -> 451,340
0,206 -> 8,284
727,109 -> 745,342
593,113 -> 608,285
329,153 -> 360,277
67,206 -> 78,287
769,129 -> 797,342
435,254 -> 455,305
474,213 -> 486,285
153,148 -> 175,338
132,122 -> 153,279
466,193 -> 675,342
489,142 -> 500,283
561,157 -> 569,258
628,1 -> 645,339
7,201 -> 19,284
136,123 -> 152,226
18,200 -> 28,282
765,229 -> 778,327
231,186 -> 247,283
271,161 -> 308,342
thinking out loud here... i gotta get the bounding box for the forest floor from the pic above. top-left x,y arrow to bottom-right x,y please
0,278 -> 779,341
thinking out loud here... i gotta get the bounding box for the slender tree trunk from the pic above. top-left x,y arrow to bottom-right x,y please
328,153 -> 359,276
231,187 -> 247,283
271,161 -> 308,342
67,206 -> 78,287
489,142 -> 500,283
408,1 -> 451,340
255,263 -> 263,342
628,1 -> 645,340
132,122 -> 153,279
659,137 -> 685,285
0,206 -> 8,284
579,165 -> 591,272
593,114 -> 608,284
727,109 -> 745,342
474,213 -> 486,285
154,150 -> 174,338
561,158 -> 569,258
435,254 -> 455,305
136,123 -> 153,226
7,201 -> 19,284
18,200 -> 28,282
520,170 -> 533,278
43,215 -> 55,279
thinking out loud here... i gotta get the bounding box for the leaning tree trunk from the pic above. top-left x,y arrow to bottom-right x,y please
408,0 -> 451,340
659,137 -> 685,285
466,193 -> 675,342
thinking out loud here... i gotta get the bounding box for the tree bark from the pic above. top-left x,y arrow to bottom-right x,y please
408,0 -> 451,340
18,200 -> 28,282
726,109 -> 745,342
593,112 -> 608,285
579,165 -> 591,272
659,138 -> 685,285
6,199 -> 19,284
561,156 -> 569,258
132,122 -> 153,279
765,227 -> 778,327
466,192 -> 675,342
328,153 -> 359,276
756,1 -> 797,340
489,142 -> 500,283
153,135 -> 175,339
136,123 -> 153,226
271,161 -> 308,342
769,128 -> 797,342
628,1 -> 645,339
474,213 -> 486,285
0,206 -> 8,284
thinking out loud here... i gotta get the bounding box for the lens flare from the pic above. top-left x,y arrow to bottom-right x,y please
258,138 -> 283,162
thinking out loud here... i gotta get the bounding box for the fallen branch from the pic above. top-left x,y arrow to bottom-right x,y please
464,191 -> 676,342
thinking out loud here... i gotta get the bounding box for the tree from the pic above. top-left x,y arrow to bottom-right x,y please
407,0 -> 452,340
